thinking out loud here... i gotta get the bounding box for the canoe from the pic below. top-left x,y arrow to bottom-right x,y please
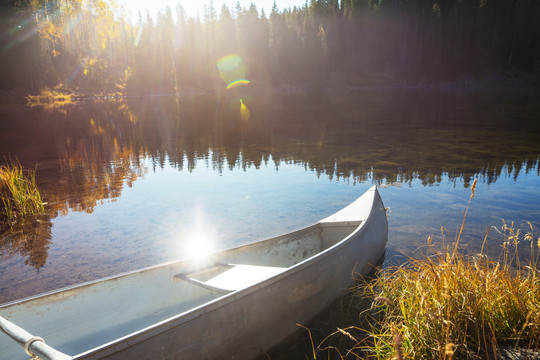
0,186 -> 388,360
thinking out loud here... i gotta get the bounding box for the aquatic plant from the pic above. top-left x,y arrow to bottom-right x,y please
0,163 -> 44,227
312,180 -> 540,359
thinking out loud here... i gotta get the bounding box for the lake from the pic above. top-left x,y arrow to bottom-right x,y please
1,90 -> 539,304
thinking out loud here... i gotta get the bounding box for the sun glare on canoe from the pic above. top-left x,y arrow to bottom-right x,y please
186,235 -> 213,259
176,208 -> 218,260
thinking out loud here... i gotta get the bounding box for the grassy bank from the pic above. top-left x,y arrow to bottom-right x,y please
359,235 -> 539,358
25,89 -> 125,106
290,180 -> 540,360
0,163 -> 44,228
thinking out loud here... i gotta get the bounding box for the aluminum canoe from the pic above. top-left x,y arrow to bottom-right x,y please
0,186 -> 388,360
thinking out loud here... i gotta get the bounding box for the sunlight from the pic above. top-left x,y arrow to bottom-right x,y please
175,208 -> 217,260
134,22 -> 144,47
122,1 -> 308,23
186,234 -> 213,259
61,10 -> 83,36
2,15 -> 36,52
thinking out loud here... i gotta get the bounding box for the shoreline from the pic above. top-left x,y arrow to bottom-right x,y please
0,72 -> 538,106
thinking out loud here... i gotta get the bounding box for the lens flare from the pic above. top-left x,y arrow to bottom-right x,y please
226,79 -> 250,89
240,99 -> 250,121
217,54 -> 243,72
216,54 -> 249,90
2,16 -> 37,52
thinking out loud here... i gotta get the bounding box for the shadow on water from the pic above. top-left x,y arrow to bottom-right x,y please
0,91 -> 539,288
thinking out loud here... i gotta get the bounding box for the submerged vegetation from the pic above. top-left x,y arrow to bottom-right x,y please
0,162 -> 44,228
304,181 -> 540,359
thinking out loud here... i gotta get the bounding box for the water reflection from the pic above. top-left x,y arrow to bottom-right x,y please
0,92 -> 539,287
0,220 -> 52,269
8,93 -> 535,197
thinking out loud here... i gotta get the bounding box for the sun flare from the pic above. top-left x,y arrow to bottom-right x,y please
186,234 -> 213,259
172,208 -> 218,260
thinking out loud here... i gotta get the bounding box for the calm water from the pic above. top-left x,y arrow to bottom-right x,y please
0,91 -> 539,303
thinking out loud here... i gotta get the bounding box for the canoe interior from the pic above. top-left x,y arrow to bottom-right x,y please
0,221 -> 359,359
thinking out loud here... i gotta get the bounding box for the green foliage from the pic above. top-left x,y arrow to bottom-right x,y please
0,163 -> 44,227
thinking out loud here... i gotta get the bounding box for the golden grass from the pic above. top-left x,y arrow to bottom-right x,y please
26,88 -> 72,105
0,162 -> 44,227
314,180 -> 540,359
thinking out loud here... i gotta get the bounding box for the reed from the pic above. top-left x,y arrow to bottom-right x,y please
0,163 -> 44,227
314,181 -> 540,359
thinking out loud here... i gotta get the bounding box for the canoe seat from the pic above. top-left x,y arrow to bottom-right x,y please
174,264 -> 287,295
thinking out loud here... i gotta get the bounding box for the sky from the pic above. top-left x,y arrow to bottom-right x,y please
120,0 -> 308,21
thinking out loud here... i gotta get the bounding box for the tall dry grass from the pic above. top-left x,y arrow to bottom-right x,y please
314,179 -> 540,359
0,163 -> 44,227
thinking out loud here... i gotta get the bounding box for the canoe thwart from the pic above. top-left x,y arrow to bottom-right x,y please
174,263 -> 288,294
0,186 -> 387,360
173,274 -> 232,295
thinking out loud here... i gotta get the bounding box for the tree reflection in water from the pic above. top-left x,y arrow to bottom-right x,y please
0,91 -> 539,271
0,220 -> 52,269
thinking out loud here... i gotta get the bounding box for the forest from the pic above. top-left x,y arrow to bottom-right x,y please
0,0 -> 538,95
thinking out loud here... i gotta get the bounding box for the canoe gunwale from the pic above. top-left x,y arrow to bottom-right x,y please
74,186 -> 384,360
1,186 -> 386,360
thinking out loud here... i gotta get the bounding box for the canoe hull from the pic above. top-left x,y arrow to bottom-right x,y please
1,187 -> 388,360
79,188 -> 387,360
